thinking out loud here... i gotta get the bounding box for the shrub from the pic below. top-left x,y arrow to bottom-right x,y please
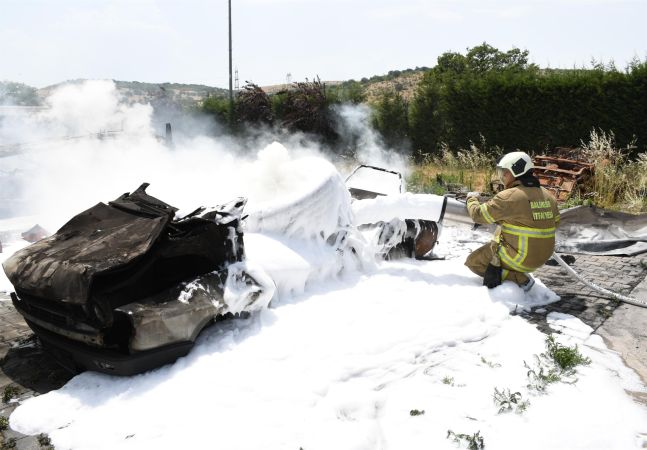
409,43 -> 647,157
525,334 -> 591,391
493,388 -> 529,413
447,430 -> 485,450
2,386 -> 19,404
0,416 -> 8,431
201,95 -> 232,125
581,129 -> 647,211
234,83 -> 273,126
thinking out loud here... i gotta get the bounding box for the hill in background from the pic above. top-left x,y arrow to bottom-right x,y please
1,68 -> 430,108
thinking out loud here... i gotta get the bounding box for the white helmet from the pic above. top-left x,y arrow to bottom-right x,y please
496,151 -> 533,178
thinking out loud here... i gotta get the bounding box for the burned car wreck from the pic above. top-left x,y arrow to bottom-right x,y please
3,165 -> 460,376
3,184 -> 273,376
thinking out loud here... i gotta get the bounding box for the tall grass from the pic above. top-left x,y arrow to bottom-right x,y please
408,129 -> 646,213
581,130 -> 647,212
408,139 -> 499,194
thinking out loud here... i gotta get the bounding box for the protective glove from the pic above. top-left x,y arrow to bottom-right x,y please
466,191 -> 480,201
483,263 -> 502,288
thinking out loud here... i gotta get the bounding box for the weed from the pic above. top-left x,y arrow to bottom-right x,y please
37,434 -> 52,447
524,357 -> 562,391
442,376 -> 455,385
409,409 -> 425,416
0,416 -> 7,431
406,170 -> 448,195
543,335 -> 591,374
525,334 -> 591,391
2,386 -> 19,404
480,356 -> 501,368
410,128 -> 646,212
560,193 -> 589,209
1,438 -> 16,450
640,260 -> 647,270
493,387 -> 529,414
596,301 -> 619,318
447,430 -> 485,450
408,139 -> 499,196
580,129 -> 647,212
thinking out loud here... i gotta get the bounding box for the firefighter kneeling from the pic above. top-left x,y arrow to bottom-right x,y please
465,151 -> 560,292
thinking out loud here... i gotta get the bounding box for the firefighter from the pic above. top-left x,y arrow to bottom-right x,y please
465,151 -> 560,291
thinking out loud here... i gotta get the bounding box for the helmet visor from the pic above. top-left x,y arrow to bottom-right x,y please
496,166 -> 506,181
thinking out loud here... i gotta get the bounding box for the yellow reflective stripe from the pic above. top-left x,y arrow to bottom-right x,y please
501,223 -> 555,238
502,269 -> 509,280
502,223 -> 556,234
516,236 -> 528,266
480,204 -> 495,224
514,235 -> 522,265
498,245 -> 532,272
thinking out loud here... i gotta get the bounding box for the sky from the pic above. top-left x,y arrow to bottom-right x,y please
1,0 -> 645,89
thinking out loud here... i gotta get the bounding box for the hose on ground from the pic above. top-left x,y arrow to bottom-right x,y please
551,252 -> 647,308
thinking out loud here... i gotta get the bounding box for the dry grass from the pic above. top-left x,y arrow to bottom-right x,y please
408,141 -> 499,194
407,130 -> 646,213
580,129 -> 647,212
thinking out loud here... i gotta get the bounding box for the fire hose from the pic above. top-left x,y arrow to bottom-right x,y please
441,196 -> 646,308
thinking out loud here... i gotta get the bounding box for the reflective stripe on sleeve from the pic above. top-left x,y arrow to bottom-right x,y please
480,204 -> 495,224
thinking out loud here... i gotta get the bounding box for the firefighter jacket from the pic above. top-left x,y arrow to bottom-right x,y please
467,181 -> 560,274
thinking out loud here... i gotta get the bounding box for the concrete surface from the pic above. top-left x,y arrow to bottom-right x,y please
597,275 -> 647,405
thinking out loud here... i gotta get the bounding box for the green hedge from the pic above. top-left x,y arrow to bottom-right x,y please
410,62 -> 647,158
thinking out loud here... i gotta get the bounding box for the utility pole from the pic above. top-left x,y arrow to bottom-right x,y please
228,0 -> 233,126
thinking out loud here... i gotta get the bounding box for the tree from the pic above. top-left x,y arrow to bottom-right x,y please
465,42 -> 532,73
0,81 -> 40,105
371,90 -> 409,148
329,81 -> 366,104
435,43 -> 534,77
201,95 -> 232,126
436,52 -> 468,75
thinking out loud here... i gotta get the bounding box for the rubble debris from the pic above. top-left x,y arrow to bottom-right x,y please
533,156 -> 594,202
552,146 -> 584,160
21,224 -> 48,243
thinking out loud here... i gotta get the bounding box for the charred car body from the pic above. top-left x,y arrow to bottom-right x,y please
3,184 -> 272,375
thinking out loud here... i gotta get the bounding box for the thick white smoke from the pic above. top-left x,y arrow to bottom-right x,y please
0,80 -> 409,232
333,103 -> 410,179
